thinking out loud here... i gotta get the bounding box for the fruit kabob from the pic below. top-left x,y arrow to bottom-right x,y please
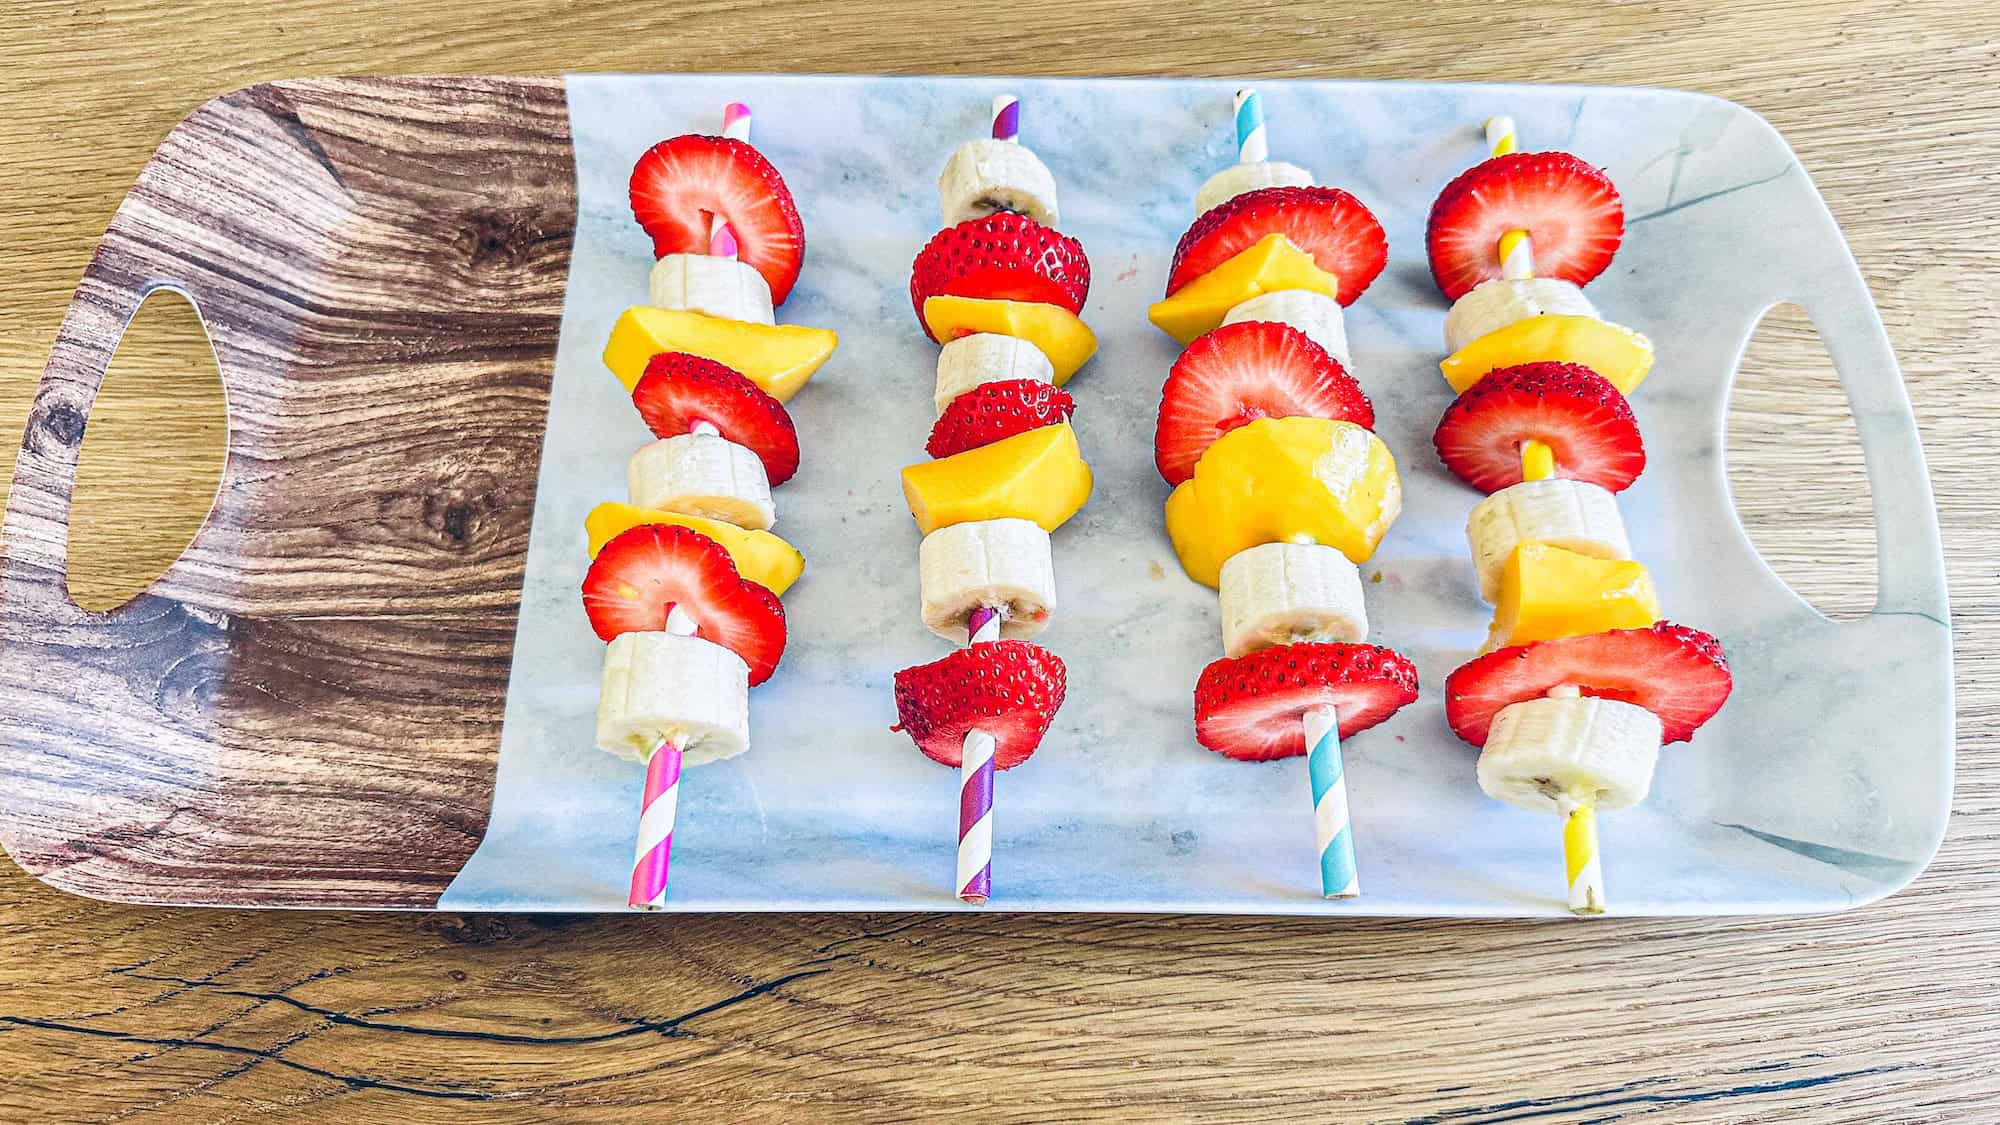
1425,115 -> 1732,914
581,103 -> 838,909
1146,90 -> 1418,899
894,95 -> 1097,904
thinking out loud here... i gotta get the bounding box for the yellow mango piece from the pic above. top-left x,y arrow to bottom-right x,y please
1440,314 -> 1653,395
585,502 -> 805,596
604,307 -> 837,403
1485,542 -> 1660,651
921,296 -> 1097,385
1146,234 -> 1340,344
901,423 -> 1093,535
1164,417 -> 1401,588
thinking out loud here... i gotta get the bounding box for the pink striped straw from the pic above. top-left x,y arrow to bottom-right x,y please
956,605 -> 1003,904
705,103 -> 751,258
990,95 -> 1020,142
628,604 -> 700,910
708,219 -> 739,260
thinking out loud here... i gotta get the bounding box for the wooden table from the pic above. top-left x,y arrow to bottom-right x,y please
2,2 -> 1994,1120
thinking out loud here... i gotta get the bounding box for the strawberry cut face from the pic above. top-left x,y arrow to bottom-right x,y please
1444,622 -> 1732,745
892,640 -> 1067,770
1154,320 -> 1375,485
629,135 -> 806,305
581,524 -> 788,685
1426,151 -> 1625,300
1167,186 -> 1388,306
1433,361 -> 1646,494
910,213 -> 1091,339
632,352 -> 801,486
1193,643 -> 1419,762
927,379 -> 1076,460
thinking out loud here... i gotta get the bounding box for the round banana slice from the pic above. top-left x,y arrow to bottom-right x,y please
1217,541 -> 1368,657
1220,289 -> 1352,368
597,631 -> 751,767
1194,160 -> 1313,216
627,433 -> 775,531
938,138 -> 1060,227
1466,479 -> 1633,603
1476,696 -> 1661,813
1443,277 -> 1600,353
918,517 -> 1057,642
648,253 -> 776,326
934,333 -> 1056,416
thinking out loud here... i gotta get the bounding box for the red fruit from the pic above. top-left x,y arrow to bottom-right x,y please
1444,622 -> 1732,746
1433,361 -> 1645,494
581,525 -> 787,685
1426,151 -> 1625,300
629,135 -> 806,304
926,379 -> 1076,459
1167,187 -> 1388,306
632,353 -> 801,486
892,640 -> 1067,770
1153,320 -> 1375,485
910,213 -> 1090,338
1193,643 -> 1419,762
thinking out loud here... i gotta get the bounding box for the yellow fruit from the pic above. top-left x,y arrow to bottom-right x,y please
921,296 -> 1097,385
604,307 -> 837,402
1146,234 -> 1340,345
901,423 -> 1093,535
585,502 -> 805,596
1485,542 -> 1660,651
1440,314 -> 1653,395
1164,417 -> 1401,588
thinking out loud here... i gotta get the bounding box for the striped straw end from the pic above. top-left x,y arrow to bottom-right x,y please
990,95 -> 1021,141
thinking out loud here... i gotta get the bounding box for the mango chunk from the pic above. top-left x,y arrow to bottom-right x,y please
921,296 -> 1097,385
901,423 -> 1093,535
1440,314 -> 1653,395
1484,542 -> 1660,652
585,502 -> 805,596
1147,234 -> 1339,345
605,307 -> 837,402
1165,417 -> 1400,588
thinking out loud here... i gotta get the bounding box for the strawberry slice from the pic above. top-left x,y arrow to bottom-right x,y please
911,213 -> 1090,339
1167,186 -> 1388,305
1153,320 -> 1375,485
926,379 -> 1076,459
581,524 -> 787,685
1426,151 -> 1624,300
1433,361 -> 1645,494
633,353 -> 801,486
892,640 -> 1067,770
1444,622 -> 1732,745
629,135 -> 806,305
1193,643 -> 1419,762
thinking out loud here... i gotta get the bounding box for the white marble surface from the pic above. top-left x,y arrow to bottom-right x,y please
437,75 -> 1951,916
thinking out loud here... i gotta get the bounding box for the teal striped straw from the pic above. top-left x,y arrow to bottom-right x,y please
1233,88 -> 1269,164
1305,704 -> 1359,898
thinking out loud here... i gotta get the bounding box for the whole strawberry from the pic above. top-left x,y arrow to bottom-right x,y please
892,640 -> 1067,770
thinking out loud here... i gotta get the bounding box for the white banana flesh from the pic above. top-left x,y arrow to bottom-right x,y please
1217,541 -> 1368,657
934,333 -> 1055,416
918,517 -> 1057,642
627,433 -> 775,531
1477,696 -> 1662,813
1194,160 -> 1314,216
1466,479 -> 1633,603
648,253 -> 776,326
1443,277 -> 1601,353
937,138 -> 1060,227
1221,289 -> 1353,369
597,631 -> 751,767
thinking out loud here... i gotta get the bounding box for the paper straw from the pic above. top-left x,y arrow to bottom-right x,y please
721,102 -> 752,142
1482,116 -> 1536,279
1521,440 -> 1556,482
1304,704 -> 1359,898
1541,683 -> 1605,915
991,95 -> 1021,142
1234,88 -> 1268,164
628,603 -> 701,910
1484,115 -> 1518,156
956,605 -> 1003,904
705,104 -> 751,257
708,220 -> 739,260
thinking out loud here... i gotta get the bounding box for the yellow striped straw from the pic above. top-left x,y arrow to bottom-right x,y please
1521,440 -> 1556,482
1483,116 -> 1536,280
1560,796 -> 1606,915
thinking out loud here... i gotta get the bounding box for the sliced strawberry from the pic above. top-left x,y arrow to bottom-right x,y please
926,379 -> 1076,459
892,640 -> 1067,770
1444,622 -> 1732,745
1433,361 -> 1645,494
581,524 -> 787,685
632,353 -> 801,486
629,135 -> 806,304
1166,186 -> 1388,305
1193,643 -> 1419,762
1426,151 -> 1624,300
1153,320 -> 1374,485
910,213 -> 1090,338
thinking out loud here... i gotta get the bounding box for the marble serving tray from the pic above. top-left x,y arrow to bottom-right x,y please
0,74 -> 1950,915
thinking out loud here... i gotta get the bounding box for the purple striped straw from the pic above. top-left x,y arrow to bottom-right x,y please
990,95 -> 1021,142
956,605 -> 1003,903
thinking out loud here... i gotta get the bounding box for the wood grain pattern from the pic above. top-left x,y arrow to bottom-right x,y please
1,0 -> 1997,1120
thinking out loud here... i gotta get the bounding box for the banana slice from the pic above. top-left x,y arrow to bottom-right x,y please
627,433 -> 775,531
1443,277 -> 1600,353
1217,541 -> 1368,657
1194,160 -> 1313,216
1477,696 -> 1661,813
648,253 -> 776,326
938,138 -> 1060,227
933,333 -> 1056,416
1220,289 -> 1352,368
597,631 -> 751,767
1466,479 -> 1632,603
918,517 -> 1057,642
